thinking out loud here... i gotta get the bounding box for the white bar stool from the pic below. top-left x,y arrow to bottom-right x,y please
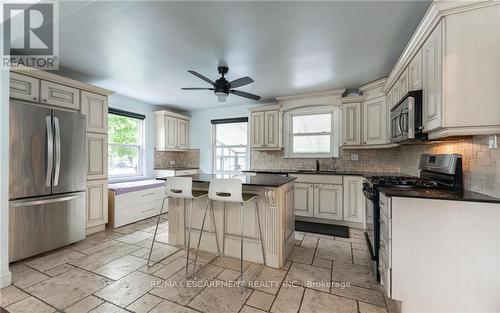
148,177 -> 215,278
193,178 -> 266,290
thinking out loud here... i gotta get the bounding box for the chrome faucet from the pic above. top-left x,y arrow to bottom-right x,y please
315,160 -> 320,172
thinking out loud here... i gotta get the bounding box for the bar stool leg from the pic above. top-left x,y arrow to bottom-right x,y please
148,196 -> 168,267
239,202 -> 245,292
255,200 -> 266,265
222,202 -> 226,254
185,198 -> 194,277
209,201 -> 221,255
192,199 -> 210,278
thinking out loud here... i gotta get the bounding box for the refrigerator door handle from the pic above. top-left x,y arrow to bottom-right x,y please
45,115 -> 54,187
53,116 -> 61,186
10,192 -> 84,207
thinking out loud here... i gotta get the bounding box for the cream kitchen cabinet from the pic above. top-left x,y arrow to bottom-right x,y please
408,49 -> 422,91
342,101 -> 361,146
250,110 -> 282,149
40,80 -> 80,110
363,96 -> 387,145
9,72 -> 40,102
86,179 -> 108,231
155,110 -> 190,150
294,183 -> 314,218
81,91 -> 108,134
422,21 -> 443,133
86,132 -> 108,180
313,184 -> 343,221
343,176 -> 364,223
396,70 -> 409,101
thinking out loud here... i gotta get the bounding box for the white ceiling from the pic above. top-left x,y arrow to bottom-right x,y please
56,1 -> 431,111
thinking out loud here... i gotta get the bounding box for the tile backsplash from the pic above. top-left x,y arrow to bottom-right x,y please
154,149 -> 200,169
251,135 -> 500,198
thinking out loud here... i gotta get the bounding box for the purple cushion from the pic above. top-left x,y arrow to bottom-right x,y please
109,179 -> 165,195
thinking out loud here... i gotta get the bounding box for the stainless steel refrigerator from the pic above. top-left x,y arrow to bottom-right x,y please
9,100 -> 87,262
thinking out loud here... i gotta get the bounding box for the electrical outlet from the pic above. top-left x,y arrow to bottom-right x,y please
169,160 -> 176,166
350,153 -> 359,161
488,135 -> 498,149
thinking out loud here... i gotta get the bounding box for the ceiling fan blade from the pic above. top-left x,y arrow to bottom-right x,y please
187,70 -> 215,85
230,76 -> 254,88
181,87 -> 214,90
230,89 -> 261,101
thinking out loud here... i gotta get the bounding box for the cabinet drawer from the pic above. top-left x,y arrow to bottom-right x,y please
112,199 -> 164,228
114,186 -> 166,209
41,80 -> 80,110
10,72 -> 40,102
290,174 -> 342,184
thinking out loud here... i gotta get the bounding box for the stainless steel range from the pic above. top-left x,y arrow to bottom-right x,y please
363,153 -> 463,280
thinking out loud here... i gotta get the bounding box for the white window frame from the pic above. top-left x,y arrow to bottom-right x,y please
211,121 -> 250,174
108,112 -> 146,180
283,106 -> 340,158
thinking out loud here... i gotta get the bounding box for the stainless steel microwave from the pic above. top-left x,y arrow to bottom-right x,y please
390,90 -> 426,143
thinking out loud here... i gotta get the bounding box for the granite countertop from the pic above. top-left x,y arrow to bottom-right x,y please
157,173 -> 296,187
243,169 -> 403,177
378,187 -> 500,204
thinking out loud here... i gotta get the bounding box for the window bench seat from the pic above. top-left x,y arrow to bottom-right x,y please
108,179 -> 166,228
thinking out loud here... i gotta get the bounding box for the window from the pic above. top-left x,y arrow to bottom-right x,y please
284,106 -> 340,158
212,118 -> 249,174
108,108 -> 145,178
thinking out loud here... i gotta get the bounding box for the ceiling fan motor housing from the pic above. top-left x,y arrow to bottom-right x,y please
217,66 -> 229,76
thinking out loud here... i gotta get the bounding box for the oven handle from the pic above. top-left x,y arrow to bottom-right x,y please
363,189 -> 375,201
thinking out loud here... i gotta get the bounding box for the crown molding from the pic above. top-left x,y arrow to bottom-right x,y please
359,77 -> 386,93
275,89 -> 345,102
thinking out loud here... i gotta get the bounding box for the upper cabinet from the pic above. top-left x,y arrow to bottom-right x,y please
9,72 -> 40,102
250,107 -> 282,150
422,21 -> 443,133
363,97 -> 387,145
384,3 -> 500,139
81,91 -> 108,134
342,101 -> 361,146
155,110 -> 190,151
40,80 -> 80,110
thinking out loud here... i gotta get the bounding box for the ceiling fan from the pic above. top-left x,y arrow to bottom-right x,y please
182,66 -> 261,102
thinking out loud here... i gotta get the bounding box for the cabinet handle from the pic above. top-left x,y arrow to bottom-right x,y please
33,97 -> 38,101
42,99 -> 48,102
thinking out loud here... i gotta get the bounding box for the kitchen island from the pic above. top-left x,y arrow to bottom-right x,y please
156,174 -> 296,268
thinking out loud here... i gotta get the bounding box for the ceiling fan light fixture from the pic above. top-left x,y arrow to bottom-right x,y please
214,91 -> 228,98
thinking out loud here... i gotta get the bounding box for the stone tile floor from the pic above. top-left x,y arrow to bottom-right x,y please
1,217 -> 399,313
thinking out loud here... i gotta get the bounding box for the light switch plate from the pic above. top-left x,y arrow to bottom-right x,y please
488,135 -> 497,149
169,160 -> 176,166
350,153 -> 359,161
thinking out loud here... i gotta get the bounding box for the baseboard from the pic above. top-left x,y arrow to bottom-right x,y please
86,224 -> 105,235
0,270 -> 12,288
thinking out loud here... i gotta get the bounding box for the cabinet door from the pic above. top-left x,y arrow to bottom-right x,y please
390,86 -> 398,109
81,91 -> 108,133
40,80 -> 80,110
342,102 -> 361,146
87,133 -> 108,180
398,70 -> 409,99
264,111 -> 280,148
294,183 -> 314,217
422,21 -> 443,132
408,49 -> 422,91
10,72 -> 40,102
250,112 -> 265,148
343,176 -> 365,223
314,184 -> 343,220
86,179 -> 108,229
165,116 -> 178,149
363,97 -> 387,145
177,119 -> 189,149
155,114 -> 166,150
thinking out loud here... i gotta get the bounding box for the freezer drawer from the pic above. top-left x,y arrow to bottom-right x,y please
9,192 -> 86,262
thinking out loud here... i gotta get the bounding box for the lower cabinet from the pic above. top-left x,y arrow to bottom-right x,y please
86,179 -> 108,231
294,183 -> 314,217
343,176 -> 365,223
313,184 -> 343,220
